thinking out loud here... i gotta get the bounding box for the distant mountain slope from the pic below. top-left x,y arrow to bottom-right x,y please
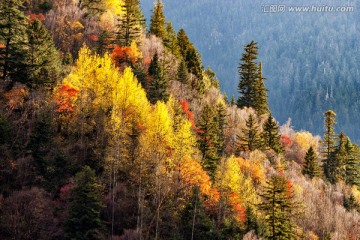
141,0 -> 360,142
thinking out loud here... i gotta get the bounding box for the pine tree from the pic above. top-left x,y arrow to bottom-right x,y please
262,114 -> 283,153
180,186 -> 219,240
322,110 -> 337,183
259,175 -> 300,240
79,0 -> 106,17
65,166 -> 105,240
177,29 -> 191,58
147,53 -> 169,104
302,146 -> 321,179
345,138 -> 360,186
197,105 -> 220,179
176,59 -> 189,84
0,0 -> 28,82
186,46 -> 204,92
150,0 -> 167,39
333,132 -> 348,182
205,66 -> 220,89
253,62 -> 269,115
237,40 -> 258,110
116,0 -> 145,47
26,19 -> 61,87
177,29 -> 204,93
230,95 -> 236,106
215,102 -> 227,156
163,22 -> 180,57
238,113 -> 262,152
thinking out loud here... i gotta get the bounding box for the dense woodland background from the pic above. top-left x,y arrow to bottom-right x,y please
140,0 -> 360,143
0,0 -> 360,239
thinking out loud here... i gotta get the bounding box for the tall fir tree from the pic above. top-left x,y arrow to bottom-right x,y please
345,139 -> 360,186
180,186 -> 219,240
322,110 -> 337,183
0,0 -> 28,82
302,146 -> 321,179
116,0 -> 145,47
177,29 -> 191,58
163,22 -> 181,57
262,114 -> 283,153
176,59 -> 189,84
150,0 -> 167,39
259,175 -> 300,240
230,95 -> 236,106
253,62 -> 269,115
147,53 -> 169,104
237,42 -> 269,115
332,132 -> 348,182
197,105 -> 220,179
238,113 -> 262,152
215,102 -> 227,156
26,19 -> 61,87
65,166 -> 105,240
237,40 -> 258,110
177,29 -> 204,93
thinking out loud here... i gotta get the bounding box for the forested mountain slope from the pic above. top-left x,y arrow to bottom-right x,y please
141,0 -> 360,142
1,0 -> 360,239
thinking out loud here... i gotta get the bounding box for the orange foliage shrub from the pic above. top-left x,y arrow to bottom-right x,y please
111,43 -> 140,68
228,192 -> 246,224
179,100 -> 201,133
3,84 -> 29,112
54,84 -> 79,113
29,12 -> 45,22
179,157 -> 212,195
280,135 -> 292,148
89,34 -> 99,41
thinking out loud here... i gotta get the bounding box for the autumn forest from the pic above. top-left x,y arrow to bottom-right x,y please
0,0 -> 360,239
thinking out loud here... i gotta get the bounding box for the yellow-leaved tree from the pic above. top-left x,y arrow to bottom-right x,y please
216,156 -> 260,225
56,46 -> 152,237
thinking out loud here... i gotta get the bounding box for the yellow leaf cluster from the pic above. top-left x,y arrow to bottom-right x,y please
292,131 -> 320,151
217,156 -> 259,206
351,186 -> 360,206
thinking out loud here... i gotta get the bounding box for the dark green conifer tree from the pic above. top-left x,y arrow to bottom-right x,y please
186,46 -> 204,92
180,186 -> 219,240
237,40 -> 258,110
253,62 -> 269,115
177,29 -> 204,93
163,22 -> 180,57
215,102 -> 227,156
79,0 -> 105,17
322,110 -> 337,183
176,59 -> 189,84
259,175 -> 300,240
333,132 -> 348,182
205,66 -> 220,89
26,19 -> 61,87
147,53 -> 169,104
344,193 -> 360,212
302,146 -> 321,179
0,0 -> 28,82
238,113 -> 262,152
116,0 -> 145,46
177,29 -> 191,58
197,105 -> 220,179
27,113 -> 54,178
150,0 -> 167,39
65,166 -> 105,240
345,139 -> 360,186
230,95 -> 236,106
262,114 -> 283,153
